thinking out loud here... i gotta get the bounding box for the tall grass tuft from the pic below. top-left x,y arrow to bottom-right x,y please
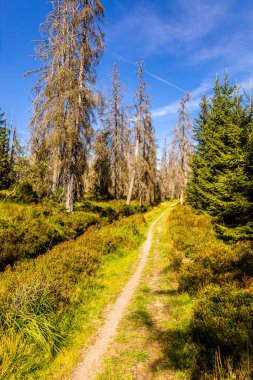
165,205 -> 253,379
0,210 -> 148,378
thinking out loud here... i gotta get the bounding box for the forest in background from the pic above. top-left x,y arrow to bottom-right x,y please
0,0 -> 253,379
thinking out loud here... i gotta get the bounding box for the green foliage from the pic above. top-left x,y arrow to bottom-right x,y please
167,205 -> 215,259
13,181 -> 39,203
0,202 -> 98,270
192,285 -> 253,374
78,199 -> 149,220
0,199 -> 149,271
0,211 -> 147,378
179,243 -> 235,294
12,156 -> 51,198
187,75 -> 253,240
165,205 -> 253,378
0,109 -> 11,190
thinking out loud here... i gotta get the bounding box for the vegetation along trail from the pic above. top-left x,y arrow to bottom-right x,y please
94,205 -> 193,380
72,205 -> 175,380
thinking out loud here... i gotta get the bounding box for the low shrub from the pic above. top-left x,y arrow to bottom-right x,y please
77,199 -> 149,221
234,241 -> 253,281
167,206 -> 215,258
192,285 -> 253,374
0,203 -> 98,270
179,243 -> 236,294
165,205 -> 253,378
13,182 -> 39,204
0,199 -> 147,271
0,212 -> 147,378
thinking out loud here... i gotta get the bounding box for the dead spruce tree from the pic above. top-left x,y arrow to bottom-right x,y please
126,60 -> 156,206
100,64 -> 129,199
160,138 -> 181,200
160,139 -> 170,199
172,93 -> 192,204
27,0 -> 104,212
92,129 -> 111,198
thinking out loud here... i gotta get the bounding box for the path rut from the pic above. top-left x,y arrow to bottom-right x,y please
72,209 -> 168,380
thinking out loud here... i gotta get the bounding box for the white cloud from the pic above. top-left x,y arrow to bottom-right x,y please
152,100 -> 180,118
106,0 -> 228,55
152,76 -> 253,120
152,79 -> 213,119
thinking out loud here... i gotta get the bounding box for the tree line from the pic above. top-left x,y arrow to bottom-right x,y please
0,110 -> 21,191
1,0 -> 253,237
160,75 -> 253,240
0,0 -> 158,211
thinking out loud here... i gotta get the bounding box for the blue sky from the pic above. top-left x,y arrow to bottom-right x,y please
1,0 -> 253,151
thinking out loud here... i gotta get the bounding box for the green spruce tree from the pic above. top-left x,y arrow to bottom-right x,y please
0,110 -> 10,189
187,75 -> 252,239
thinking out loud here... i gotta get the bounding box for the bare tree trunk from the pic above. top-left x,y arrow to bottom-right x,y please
52,158 -> 60,193
126,169 -> 136,205
126,139 -> 139,205
66,174 -> 74,213
180,190 -> 184,205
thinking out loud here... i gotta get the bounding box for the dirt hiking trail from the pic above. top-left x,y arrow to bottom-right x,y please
72,208 -> 170,380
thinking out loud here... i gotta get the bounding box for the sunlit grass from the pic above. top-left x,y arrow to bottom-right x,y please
0,201 -> 170,379
96,204 -> 193,380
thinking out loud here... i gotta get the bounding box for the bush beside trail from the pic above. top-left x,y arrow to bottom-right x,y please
0,203 -> 98,270
166,206 -> 253,378
0,211 -> 148,379
0,198 -> 148,270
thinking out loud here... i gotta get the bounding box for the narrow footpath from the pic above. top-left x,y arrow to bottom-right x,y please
94,206 -> 193,380
72,208 -> 171,380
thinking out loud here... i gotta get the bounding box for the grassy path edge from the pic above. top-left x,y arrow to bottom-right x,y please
33,202 -> 173,379
71,205 -> 173,380
95,204 -> 194,380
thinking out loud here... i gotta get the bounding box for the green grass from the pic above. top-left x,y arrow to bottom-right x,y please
0,198 -> 150,271
96,204 -> 194,380
0,201 -> 170,379
163,206 -> 253,379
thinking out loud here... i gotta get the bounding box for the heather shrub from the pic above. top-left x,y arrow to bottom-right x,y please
164,205 -> 253,379
13,182 -> 38,204
0,211 -> 148,378
234,241 -> 253,281
192,285 -> 253,373
168,247 -> 184,270
168,206 -> 215,258
179,243 -> 236,294
0,203 -> 98,270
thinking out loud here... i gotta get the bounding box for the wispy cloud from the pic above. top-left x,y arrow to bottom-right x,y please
152,78 -> 213,119
152,77 -> 253,121
188,4 -> 253,73
152,97 -> 201,119
106,0 -> 253,79
106,0 -> 228,55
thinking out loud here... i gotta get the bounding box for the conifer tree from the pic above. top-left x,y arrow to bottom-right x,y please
187,75 -> 252,239
101,64 -> 129,199
0,110 -> 10,189
92,129 -> 111,198
27,0 -> 104,212
186,95 -> 211,210
126,60 -> 156,205
172,93 -> 192,204
9,127 -> 24,184
160,139 -> 169,199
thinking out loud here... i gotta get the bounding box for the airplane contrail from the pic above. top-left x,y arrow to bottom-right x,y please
145,70 -> 187,94
105,48 -> 188,94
